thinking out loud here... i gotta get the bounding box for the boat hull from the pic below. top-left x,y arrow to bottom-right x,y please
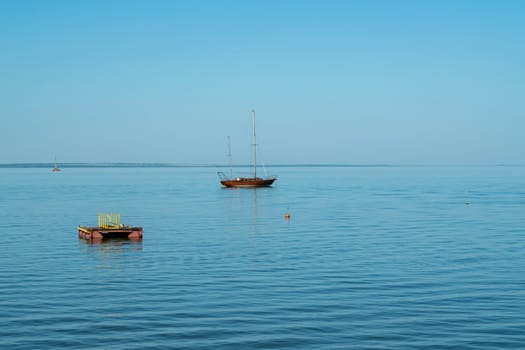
221,177 -> 276,188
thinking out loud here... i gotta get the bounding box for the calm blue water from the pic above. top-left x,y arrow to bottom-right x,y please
0,166 -> 524,349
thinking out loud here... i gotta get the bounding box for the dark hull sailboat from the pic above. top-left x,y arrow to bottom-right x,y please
219,110 -> 276,188
220,176 -> 276,188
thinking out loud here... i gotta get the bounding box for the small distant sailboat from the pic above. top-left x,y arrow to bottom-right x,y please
52,157 -> 61,172
218,110 -> 276,188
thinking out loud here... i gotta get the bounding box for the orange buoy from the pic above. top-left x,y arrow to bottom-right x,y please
284,212 -> 291,219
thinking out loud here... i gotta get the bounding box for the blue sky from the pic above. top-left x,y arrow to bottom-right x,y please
1,0 -> 523,165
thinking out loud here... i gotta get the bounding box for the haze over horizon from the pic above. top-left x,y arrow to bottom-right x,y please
1,1 -> 523,166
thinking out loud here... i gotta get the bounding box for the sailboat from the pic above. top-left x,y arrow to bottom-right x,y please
52,157 -> 61,172
218,110 -> 276,188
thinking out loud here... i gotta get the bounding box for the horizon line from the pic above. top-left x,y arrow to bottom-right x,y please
0,162 -> 520,168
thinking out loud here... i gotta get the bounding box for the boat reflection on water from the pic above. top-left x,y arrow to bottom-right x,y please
223,185 -> 276,236
79,237 -> 143,248
79,238 -> 143,268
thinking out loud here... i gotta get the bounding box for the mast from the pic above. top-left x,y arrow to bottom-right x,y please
252,109 -> 257,179
227,136 -> 232,179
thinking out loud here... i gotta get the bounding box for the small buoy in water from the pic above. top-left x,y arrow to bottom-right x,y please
284,212 -> 291,219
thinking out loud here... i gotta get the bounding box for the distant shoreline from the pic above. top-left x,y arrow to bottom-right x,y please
0,163 -> 398,169
0,163 -> 519,169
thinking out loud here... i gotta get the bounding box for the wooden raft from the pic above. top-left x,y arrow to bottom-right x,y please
78,213 -> 143,241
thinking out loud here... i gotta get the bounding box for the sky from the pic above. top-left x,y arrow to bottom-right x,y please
1,0 -> 523,165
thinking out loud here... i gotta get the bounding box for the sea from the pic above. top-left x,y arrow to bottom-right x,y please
0,165 -> 524,349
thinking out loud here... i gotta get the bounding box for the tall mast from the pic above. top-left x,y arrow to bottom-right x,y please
227,136 -> 232,179
252,109 -> 257,178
